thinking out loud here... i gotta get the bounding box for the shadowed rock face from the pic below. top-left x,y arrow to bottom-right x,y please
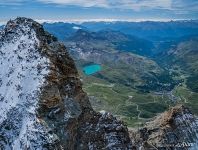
130,105 -> 198,150
0,17 -> 132,150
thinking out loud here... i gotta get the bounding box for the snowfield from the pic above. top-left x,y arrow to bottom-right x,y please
0,19 -> 54,149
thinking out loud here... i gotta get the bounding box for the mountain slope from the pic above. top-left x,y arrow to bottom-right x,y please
81,21 -> 198,40
0,25 -> 3,30
66,29 -> 154,56
0,17 -> 132,149
43,22 -> 85,41
158,37 -> 198,93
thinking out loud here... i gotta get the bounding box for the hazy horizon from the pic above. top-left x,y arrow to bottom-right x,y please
0,0 -> 198,25
0,18 -> 197,26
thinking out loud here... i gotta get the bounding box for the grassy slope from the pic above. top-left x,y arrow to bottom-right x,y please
158,38 -> 198,115
81,69 -> 198,127
77,51 -> 198,127
77,60 -> 172,127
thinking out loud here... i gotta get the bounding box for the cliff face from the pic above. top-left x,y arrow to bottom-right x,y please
130,105 -> 198,150
0,17 -> 132,150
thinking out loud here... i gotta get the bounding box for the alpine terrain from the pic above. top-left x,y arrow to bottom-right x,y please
0,17 -> 131,149
1,17 -> 198,150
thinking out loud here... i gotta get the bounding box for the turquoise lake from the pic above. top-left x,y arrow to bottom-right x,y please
83,64 -> 101,75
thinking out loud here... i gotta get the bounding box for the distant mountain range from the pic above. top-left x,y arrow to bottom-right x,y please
44,20 -> 198,127
81,20 -> 198,40
0,25 -> 4,30
43,20 -> 198,55
44,20 -> 198,40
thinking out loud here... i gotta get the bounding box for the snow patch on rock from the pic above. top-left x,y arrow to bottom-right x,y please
0,19 -> 51,149
72,26 -> 82,30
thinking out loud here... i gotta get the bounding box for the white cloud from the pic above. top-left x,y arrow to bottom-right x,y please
35,0 -> 174,10
38,0 -> 197,14
109,0 -> 172,10
172,0 -> 198,11
36,0 -> 109,7
35,18 -> 176,24
0,0 -> 197,13
0,0 -> 26,5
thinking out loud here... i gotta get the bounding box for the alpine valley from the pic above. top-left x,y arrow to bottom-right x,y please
43,20 -> 198,128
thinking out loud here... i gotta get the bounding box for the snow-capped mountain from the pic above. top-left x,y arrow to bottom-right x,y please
0,18 -> 52,149
0,17 -> 131,149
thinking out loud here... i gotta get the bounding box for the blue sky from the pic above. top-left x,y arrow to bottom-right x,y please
0,0 -> 198,23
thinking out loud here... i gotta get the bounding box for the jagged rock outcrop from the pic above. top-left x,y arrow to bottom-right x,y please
130,105 -> 198,150
0,17 -> 132,149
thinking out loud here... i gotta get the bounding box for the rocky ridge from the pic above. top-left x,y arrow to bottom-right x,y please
0,17 -> 131,149
130,105 -> 198,149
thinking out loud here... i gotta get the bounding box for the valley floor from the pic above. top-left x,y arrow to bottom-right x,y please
79,66 -> 198,127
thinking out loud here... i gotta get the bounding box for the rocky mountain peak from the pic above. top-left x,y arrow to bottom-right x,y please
0,17 -> 132,149
130,105 -> 198,149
